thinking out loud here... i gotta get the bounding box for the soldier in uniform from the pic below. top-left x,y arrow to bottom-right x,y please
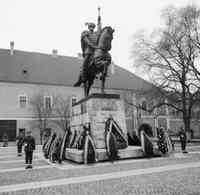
24,131 -> 36,169
2,133 -> 8,147
74,8 -> 102,87
178,126 -> 187,153
16,132 -> 24,156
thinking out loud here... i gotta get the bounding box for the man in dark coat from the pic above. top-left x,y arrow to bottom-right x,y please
24,131 -> 36,169
178,126 -> 187,153
16,132 -> 24,156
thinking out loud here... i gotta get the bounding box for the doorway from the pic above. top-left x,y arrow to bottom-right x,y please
0,120 -> 17,141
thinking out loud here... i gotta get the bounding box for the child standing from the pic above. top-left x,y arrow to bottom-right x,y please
24,131 -> 35,169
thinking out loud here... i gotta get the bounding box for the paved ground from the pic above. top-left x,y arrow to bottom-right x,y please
0,144 -> 200,194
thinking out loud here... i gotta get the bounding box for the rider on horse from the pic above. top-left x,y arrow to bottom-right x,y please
74,8 -> 102,87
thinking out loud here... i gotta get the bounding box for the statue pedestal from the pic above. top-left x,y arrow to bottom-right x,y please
65,146 -> 143,163
71,93 -> 127,148
65,93 -> 144,163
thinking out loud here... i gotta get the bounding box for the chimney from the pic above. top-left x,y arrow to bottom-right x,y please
10,41 -> 14,55
52,49 -> 58,58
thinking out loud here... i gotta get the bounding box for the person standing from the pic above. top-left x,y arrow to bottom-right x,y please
24,131 -> 35,169
2,133 -> 8,147
157,127 -> 168,155
178,126 -> 187,153
16,132 -> 24,156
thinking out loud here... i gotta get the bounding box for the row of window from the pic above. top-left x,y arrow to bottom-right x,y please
141,100 -> 200,118
19,95 -> 53,109
19,95 -> 77,109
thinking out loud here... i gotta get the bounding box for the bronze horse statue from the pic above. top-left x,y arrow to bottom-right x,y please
83,26 -> 114,97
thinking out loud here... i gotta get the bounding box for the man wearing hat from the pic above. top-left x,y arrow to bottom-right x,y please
74,22 -> 100,86
16,131 -> 24,156
24,131 -> 36,169
178,126 -> 188,153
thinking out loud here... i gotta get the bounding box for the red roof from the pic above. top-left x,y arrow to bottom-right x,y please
0,49 -> 153,91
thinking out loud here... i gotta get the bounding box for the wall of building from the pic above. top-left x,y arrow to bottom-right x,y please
0,82 -> 136,143
0,82 -> 83,143
0,82 -> 199,143
0,82 -> 83,116
134,92 -> 200,138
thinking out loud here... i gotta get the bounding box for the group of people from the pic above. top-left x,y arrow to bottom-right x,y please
12,124 -> 189,169
16,131 -> 36,169
156,127 -> 173,155
157,126 -> 188,153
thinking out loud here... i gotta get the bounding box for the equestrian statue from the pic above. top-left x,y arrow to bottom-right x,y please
74,7 -> 114,97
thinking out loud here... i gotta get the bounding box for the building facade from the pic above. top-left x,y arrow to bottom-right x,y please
0,44 -> 199,143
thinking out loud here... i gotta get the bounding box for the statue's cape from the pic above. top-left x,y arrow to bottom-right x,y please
81,31 -> 89,53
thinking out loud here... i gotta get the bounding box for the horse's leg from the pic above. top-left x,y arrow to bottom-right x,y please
87,82 -> 90,96
86,79 -> 92,96
101,77 -> 106,94
86,74 -> 95,96
101,65 -> 107,94
85,80 -> 92,97
84,82 -> 88,97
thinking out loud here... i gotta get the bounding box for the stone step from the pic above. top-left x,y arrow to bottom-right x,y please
65,146 -> 144,163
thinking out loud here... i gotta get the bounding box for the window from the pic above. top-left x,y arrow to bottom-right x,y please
172,109 -> 176,116
156,105 -> 166,115
44,96 -> 52,110
171,108 -> 180,117
197,110 -> 200,119
140,100 -> 148,116
44,128 -> 51,137
19,95 -> 28,108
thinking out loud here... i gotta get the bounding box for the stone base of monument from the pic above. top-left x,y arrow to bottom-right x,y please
65,93 -> 144,163
65,146 -> 144,163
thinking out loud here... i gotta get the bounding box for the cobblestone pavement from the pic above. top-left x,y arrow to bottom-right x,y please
0,145 -> 200,194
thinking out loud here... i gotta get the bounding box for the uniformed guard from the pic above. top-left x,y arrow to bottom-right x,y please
16,132 -> 24,156
2,133 -> 8,147
178,126 -> 187,153
24,131 -> 36,169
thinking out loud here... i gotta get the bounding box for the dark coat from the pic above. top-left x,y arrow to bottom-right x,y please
179,131 -> 187,142
16,136 -> 24,146
24,136 -> 35,152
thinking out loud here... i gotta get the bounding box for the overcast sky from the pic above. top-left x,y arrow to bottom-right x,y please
0,0 -> 199,74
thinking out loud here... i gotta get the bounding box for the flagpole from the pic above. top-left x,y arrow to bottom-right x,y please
97,6 -> 102,32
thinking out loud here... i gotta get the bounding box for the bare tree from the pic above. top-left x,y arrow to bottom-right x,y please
132,5 -> 200,136
52,96 -> 71,132
124,94 -> 162,132
30,92 -> 54,144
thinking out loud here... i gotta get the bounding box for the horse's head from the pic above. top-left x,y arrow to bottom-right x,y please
103,26 -> 115,35
98,26 -> 114,52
